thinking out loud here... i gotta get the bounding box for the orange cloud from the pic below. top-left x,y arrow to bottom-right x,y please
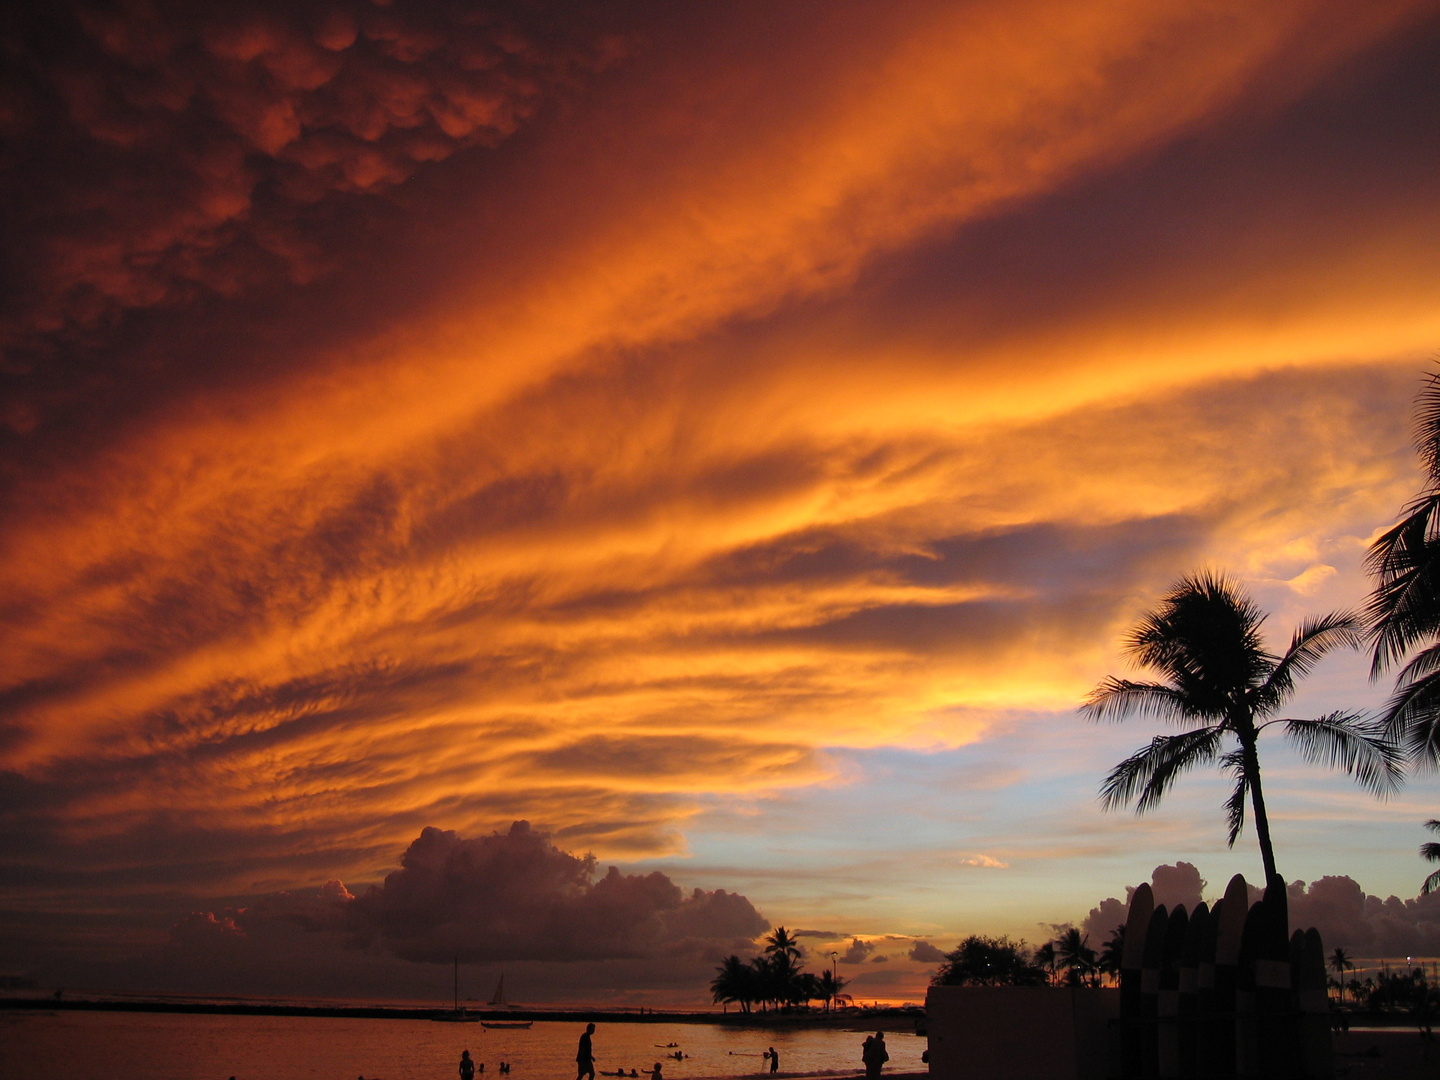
1,0 -> 1437,970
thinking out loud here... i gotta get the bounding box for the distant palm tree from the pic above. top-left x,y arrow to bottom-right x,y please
1055,927 -> 1098,988
1097,925 -> 1125,987
711,954 -> 756,1013
1084,571 -> 1401,884
817,969 -> 848,1011
764,926 -> 803,973
1033,942 -> 1058,986
1330,947 -> 1355,1002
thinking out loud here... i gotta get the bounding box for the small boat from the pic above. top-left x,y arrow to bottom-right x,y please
433,956 -> 482,1023
482,1020 -> 534,1029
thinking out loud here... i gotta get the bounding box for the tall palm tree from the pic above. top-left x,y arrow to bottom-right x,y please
1367,372 -> 1440,763
817,969 -> 848,1011
1084,571 -> 1401,883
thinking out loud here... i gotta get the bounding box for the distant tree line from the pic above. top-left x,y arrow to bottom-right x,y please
711,927 -> 850,1012
930,927 -> 1125,989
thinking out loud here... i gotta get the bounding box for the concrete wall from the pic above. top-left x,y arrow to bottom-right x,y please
925,986 -> 1119,1080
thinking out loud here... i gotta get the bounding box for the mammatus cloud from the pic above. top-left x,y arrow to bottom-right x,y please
0,0 -> 622,393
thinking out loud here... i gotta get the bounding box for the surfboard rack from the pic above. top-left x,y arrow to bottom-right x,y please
1117,873 -> 1333,1080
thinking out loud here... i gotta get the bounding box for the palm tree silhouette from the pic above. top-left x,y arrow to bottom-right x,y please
1097,925 -> 1125,987
1084,571 -> 1400,883
1330,947 -> 1355,1003
764,927 -> 802,969
1367,372 -> 1440,763
1054,928 -> 1097,988
817,970 -> 848,1011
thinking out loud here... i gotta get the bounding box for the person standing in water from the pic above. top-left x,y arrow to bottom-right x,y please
768,1047 -> 779,1074
577,1023 -> 598,1080
861,1032 -> 888,1079
460,1050 -> 476,1080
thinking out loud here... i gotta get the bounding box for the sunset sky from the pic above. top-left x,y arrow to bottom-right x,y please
4,0 -> 1440,1007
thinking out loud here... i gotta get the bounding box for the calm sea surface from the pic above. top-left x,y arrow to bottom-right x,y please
0,1012 -> 927,1080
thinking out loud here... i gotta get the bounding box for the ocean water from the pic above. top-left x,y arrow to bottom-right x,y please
0,1012 -> 928,1080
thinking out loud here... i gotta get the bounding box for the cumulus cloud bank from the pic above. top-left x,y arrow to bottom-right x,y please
1082,863 -> 1440,961
345,822 -> 767,963
172,822 -> 766,973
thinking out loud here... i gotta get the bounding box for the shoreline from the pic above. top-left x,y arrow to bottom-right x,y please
0,997 -> 926,1031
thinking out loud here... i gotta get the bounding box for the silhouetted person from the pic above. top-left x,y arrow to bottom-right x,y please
577,1023 -> 597,1080
650,1063 -> 663,1080
862,1032 -> 887,1080
460,1050 -> 476,1080
768,1047 -> 779,1074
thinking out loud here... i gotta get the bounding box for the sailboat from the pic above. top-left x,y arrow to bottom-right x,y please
432,956 -> 482,1022
480,974 -> 532,1028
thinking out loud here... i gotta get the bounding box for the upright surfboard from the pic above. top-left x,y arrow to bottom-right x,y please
1298,927 -> 1334,1080
1213,874 -> 1250,1079
1256,876 -> 1296,1079
1236,897 -> 1266,1078
1178,901 -> 1208,1079
1121,883 -> 1155,1080
1158,905 -> 1188,1079
1143,904 -> 1169,1080
1197,898 -> 1221,1080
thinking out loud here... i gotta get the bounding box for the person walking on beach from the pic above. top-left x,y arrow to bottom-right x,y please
767,1047 -> 779,1074
460,1050 -> 476,1080
861,1032 -> 887,1080
577,1023 -> 598,1080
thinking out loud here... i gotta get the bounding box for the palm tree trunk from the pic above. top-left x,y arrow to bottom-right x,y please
1244,742 -> 1280,884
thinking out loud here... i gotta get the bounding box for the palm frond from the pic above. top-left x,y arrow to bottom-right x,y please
1081,679 -> 1197,724
1099,727 -> 1224,814
1258,611 -> 1364,707
1380,668 -> 1440,768
1221,750 -> 1248,846
1414,370 -> 1440,484
1423,869 -> 1440,896
1281,712 -> 1404,795
1365,508 -> 1440,674
1395,642 -> 1440,685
